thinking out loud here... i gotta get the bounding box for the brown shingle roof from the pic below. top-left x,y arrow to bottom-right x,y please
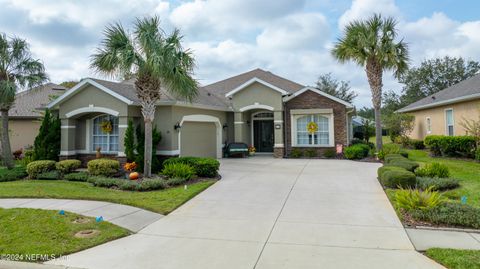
398,73 -> 480,112
10,83 -> 66,118
200,68 -> 305,96
61,69 -> 304,110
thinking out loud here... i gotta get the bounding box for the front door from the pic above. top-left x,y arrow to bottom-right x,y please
253,120 -> 274,152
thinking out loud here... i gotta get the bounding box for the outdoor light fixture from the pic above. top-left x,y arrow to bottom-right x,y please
275,124 -> 281,129
223,123 -> 228,130
174,122 -> 181,130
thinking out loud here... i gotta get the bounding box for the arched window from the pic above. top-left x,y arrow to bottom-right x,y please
295,114 -> 330,146
92,115 -> 119,152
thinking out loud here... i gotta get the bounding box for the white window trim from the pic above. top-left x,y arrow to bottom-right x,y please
444,108 -> 454,136
91,114 -> 119,154
426,117 -> 432,134
291,112 -> 334,147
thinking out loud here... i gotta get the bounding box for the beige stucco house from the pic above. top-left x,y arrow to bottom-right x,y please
8,83 -> 66,151
398,73 -> 480,140
46,69 -> 354,163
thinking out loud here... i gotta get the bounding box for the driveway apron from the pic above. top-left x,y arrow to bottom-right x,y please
49,158 -> 444,269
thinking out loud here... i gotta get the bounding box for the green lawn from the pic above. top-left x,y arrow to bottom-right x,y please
406,150 -> 480,207
426,248 -> 480,269
0,180 -> 215,214
0,208 -> 129,261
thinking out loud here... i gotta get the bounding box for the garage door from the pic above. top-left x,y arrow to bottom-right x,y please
180,121 -> 217,158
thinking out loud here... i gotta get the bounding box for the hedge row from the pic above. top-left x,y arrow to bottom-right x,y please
424,135 -> 476,158
163,157 -> 220,178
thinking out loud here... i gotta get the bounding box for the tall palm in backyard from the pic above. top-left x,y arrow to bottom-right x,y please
91,16 -> 198,177
0,33 -> 48,168
332,14 -> 408,150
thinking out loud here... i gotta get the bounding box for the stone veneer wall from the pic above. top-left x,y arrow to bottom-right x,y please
284,90 -> 348,157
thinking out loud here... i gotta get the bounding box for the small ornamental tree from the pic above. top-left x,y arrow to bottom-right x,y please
33,109 -> 60,161
124,120 -> 135,161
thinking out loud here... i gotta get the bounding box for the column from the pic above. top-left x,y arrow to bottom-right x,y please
273,111 -> 284,158
60,118 -> 76,158
234,112 -> 244,142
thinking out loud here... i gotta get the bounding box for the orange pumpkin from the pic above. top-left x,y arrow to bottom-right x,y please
129,172 -> 139,180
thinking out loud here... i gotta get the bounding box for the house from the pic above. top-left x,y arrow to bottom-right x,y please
8,83 -> 66,152
397,73 -> 480,140
46,69 -> 354,163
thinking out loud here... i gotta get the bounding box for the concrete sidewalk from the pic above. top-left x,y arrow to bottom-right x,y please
406,228 -> 480,251
46,158 -> 444,269
0,198 -> 163,232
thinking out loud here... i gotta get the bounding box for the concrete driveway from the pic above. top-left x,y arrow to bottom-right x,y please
49,158 -> 443,269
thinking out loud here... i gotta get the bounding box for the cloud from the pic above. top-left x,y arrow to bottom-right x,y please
338,0 -> 401,29
170,0 -> 306,39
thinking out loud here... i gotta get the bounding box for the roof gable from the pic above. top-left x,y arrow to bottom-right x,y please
10,83 -> 66,118
225,77 -> 288,97
47,79 -> 134,108
284,87 -> 354,108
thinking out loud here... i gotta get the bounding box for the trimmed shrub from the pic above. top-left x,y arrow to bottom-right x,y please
344,144 -> 370,159
90,177 -> 168,191
377,144 -> 400,160
87,159 -> 120,177
136,179 -> 168,191
395,187 -> 445,211
37,170 -> 61,180
56,159 -> 81,174
166,177 -> 187,186
0,166 -> 28,182
162,163 -> 195,180
64,172 -> 89,182
424,135 -> 476,157
384,154 -> 405,163
380,169 -> 417,188
388,159 -> 419,172
377,165 -> 406,179
415,162 -> 450,178
290,148 -> 303,158
398,150 -> 409,158
411,139 -> 425,149
410,203 -> 480,229
305,149 -> 317,158
416,177 -> 460,191
323,149 -> 336,159
26,160 -> 56,179
163,157 -> 220,178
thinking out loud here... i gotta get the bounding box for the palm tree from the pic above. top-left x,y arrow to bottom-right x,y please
332,14 -> 408,150
0,34 -> 48,168
91,16 -> 198,177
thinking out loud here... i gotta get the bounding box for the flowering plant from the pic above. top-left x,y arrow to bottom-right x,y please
248,145 -> 256,153
123,162 -> 137,172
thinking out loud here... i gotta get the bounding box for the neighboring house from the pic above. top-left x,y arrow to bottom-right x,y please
46,69 -> 354,163
398,73 -> 480,139
8,83 -> 66,152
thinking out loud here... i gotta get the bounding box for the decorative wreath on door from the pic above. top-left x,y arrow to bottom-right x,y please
306,121 -> 318,134
100,120 -> 113,133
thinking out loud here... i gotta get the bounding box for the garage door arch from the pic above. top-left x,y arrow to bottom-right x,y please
179,114 -> 222,158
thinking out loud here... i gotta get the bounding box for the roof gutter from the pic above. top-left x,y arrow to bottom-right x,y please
397,92 -> 480,113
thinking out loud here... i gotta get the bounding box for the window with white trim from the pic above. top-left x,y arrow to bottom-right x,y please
92,115 -> 119,152
295,114 -> 330,146
445,109 -> 454,136
426,117 -> 431,134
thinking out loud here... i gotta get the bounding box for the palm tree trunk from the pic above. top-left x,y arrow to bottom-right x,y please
141,101 -> 156,178
366,60 -> 384,150
0,109 -> 14,169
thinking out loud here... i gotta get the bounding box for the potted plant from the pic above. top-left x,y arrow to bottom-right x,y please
123,162 -> 139,180
248,145 -> 256,156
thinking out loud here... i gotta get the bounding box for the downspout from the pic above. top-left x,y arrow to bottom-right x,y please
283,97 -> 289,158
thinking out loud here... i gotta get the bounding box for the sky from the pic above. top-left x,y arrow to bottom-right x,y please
1,0 -> 479,108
